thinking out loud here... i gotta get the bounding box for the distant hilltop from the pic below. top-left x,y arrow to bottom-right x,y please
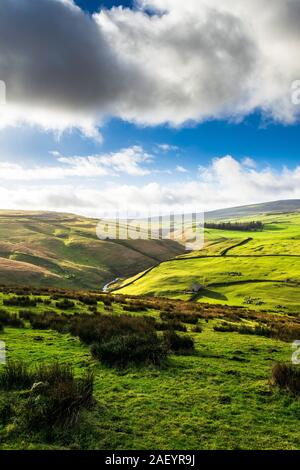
0,199 -> 299,222
206,199 -> 300,220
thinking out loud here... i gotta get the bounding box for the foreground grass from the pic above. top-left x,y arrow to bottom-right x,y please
0,299 -> 299,449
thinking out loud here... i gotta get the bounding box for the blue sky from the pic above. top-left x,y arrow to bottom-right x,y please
1,112 -> 300,172
75,0 -> 133,12
0,0 -> 300,216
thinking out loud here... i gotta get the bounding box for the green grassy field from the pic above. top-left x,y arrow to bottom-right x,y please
0,203 -> 299,450
117,212 -> 300,312
0,289 -> 299,450
0,211 -> 184,290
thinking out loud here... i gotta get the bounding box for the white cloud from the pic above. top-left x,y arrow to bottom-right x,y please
49,151 -> 61,157
1,156 -> 300,216
0,146 -> 152,180
242,157 -> 257,169
0,0 -> 300,135
175,165 -> 188,173
94,146 -> 153,176
157,144 -> 179,152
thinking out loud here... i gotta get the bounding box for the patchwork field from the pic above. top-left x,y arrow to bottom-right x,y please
116,211 -> 300,313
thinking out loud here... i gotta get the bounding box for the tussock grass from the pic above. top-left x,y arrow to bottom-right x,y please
271,363 -> 300,395
163,331 -> 195,354
0,309 -> 25,328
91,333 -> 167,368
55,298 -> 75,310
213,320 -> 300,342
0,361 -> 94,432
3,295 -> 37,307
160,310 -> 199,325
0,361 -> 32,390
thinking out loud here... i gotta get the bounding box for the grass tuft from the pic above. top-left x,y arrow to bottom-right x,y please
271,362 -> 300,395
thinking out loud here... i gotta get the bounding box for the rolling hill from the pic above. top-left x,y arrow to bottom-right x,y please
115,203 -> 300,313
205,199 -> 300,220
0,210 -> 184,290
0,200 -> 300,450
0,199 -> 300,298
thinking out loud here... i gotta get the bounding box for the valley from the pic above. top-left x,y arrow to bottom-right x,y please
0,201 -> 299,450
0,211 -> 184,290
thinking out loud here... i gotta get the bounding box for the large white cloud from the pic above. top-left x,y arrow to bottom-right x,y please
0,0 -> 300,135
1,156 -> 300,216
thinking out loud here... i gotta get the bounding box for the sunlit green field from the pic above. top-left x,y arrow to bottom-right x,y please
0,290 -> 299,450
117,212 -> 300,312
0,207 -> 300,450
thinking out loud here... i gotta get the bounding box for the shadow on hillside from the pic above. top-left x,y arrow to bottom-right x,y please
191,288 -> 228,302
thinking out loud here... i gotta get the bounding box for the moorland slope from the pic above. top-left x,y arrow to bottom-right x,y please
0,211 -> 184,290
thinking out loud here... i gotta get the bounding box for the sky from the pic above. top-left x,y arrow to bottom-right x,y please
0,0 -> 300,217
